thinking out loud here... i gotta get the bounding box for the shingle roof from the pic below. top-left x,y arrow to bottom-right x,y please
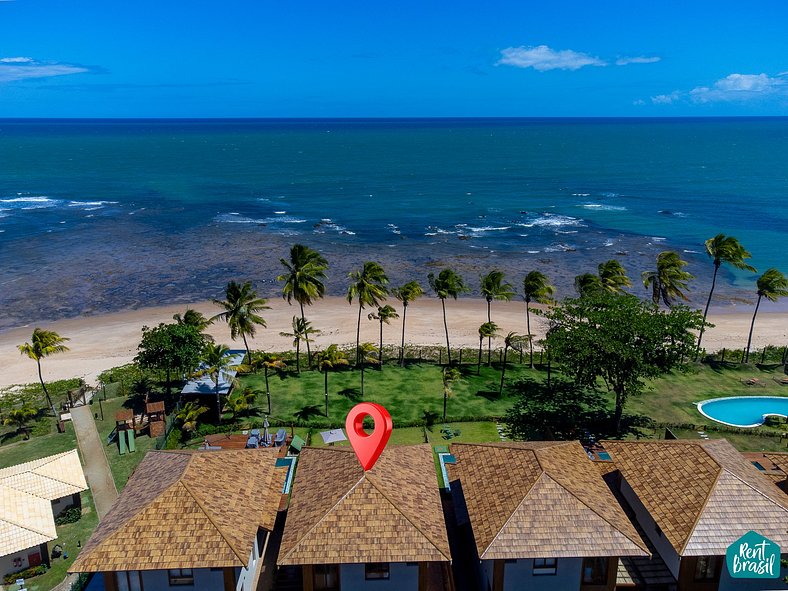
278,445 -> 451,565
603,439 -> 788,556
764,452 -> 788,477
70,449 -> 285,572
0,449 -> 88,501
448,442 -> 649,559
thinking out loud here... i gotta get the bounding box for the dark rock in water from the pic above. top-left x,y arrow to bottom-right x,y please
659,210 -> 673,215
616,251 -> 628,256
458,235 -> 469,240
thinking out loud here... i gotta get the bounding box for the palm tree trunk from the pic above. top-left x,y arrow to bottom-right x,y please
300,302 -> 312,368
241,333 -> 251,365
487,299 -> 492,365
324,371 -> 329,417
37,359 -> 56,416
264,367 -> 271,414
744,294 -> 762,364
526,302 -> 534,368
443,387 -> 448,421
379,320 -> 384,368
361,361 -> 365,396
400,304 -> 408,366
356,303 -> 363,365
441,298 -> 452,365
696,263 -> 719,359
215,382 -> 221,423
477,337 -> 483,376
295,340 -> 301,374
499,346 -> 508,395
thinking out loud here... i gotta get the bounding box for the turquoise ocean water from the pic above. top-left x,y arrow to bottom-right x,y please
0,118 -> 786,330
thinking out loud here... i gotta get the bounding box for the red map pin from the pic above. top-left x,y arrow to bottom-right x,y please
345,402 -> 393,471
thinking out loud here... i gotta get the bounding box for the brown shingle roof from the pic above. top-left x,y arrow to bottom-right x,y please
448,442 -> 649,559
603,439 -> 788,556
278,445 -> 451,565
70,449 -> 285,572
764,452 -> 788,476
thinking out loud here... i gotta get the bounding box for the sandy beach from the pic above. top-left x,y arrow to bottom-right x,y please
1,297 -> 786,389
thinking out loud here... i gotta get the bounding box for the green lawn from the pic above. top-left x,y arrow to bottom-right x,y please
0,421 -> 79,468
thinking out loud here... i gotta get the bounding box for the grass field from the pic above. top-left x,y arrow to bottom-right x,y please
0,421 -> 79,468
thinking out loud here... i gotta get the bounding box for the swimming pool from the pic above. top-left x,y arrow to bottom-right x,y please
697,396 -> 788,428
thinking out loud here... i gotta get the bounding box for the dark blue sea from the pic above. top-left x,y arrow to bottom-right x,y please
1,118 -> 786,330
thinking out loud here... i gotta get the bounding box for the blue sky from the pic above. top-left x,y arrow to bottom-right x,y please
1,0 -> 787,117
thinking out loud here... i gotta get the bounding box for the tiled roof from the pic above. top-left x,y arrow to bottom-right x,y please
0,449 -> 87,501
70,449 -> 285,572
603,439 -> 788,555
764,452 -> 788,476
448,442 -> 649,559
278,445 -> 451,565
0,485 -> 58,556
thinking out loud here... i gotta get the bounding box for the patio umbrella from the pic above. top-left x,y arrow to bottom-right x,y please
263,417 -> 270,446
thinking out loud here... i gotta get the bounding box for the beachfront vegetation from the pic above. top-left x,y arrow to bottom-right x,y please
542,293 -> 706,434
391,280 -> 424,366
172,308 -> 213,336
347,261 -> 389,365
480,270 -> 515,361
521,271 -> 555,368
175,401 -> 208,436
192,343 -> 234,419
499,331 -> 524,395
574,272 -> 604,297
2,404 -> 38,440
697,234 -> 756,356
428,268 -> 468,365
211,280 -> 270,364
597,259 -> 632,294
134,322 -> 205,396
17,328 -> 71,416
368,304 -> 398,367
277,244 -> 329,367
642,251 -> 694,308
279,315 -> 320,374
744,268 -> 788,363
316,344 -> 349,416
477,321 -> 499,373
358,342 -> 379,396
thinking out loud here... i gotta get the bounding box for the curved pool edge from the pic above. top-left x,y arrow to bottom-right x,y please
696,395 -> 788,428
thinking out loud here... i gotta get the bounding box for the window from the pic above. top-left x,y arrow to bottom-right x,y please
168,569 -> 194,586
314,564 -> 340,591
694,556 -> 719,581
533,558 -> 557,575
365,563 -> 391,580
582,558 -> 609,585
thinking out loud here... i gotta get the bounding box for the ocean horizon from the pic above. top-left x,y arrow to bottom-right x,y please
1,117 -> 786,331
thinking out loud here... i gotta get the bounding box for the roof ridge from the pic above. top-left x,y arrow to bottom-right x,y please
178,478 -> 248,566
279,474 -> 366,563
480,471 -> 545,559
0,511 -> 55,539
365,474 -> 452,561
678,468 -> 722,554
539,472 -> 649,554
0,449 -> 74,477
721,467 -> 788,509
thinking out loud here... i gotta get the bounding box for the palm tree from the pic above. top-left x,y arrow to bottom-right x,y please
358,342 -> 380,396
641,251 -> 694,308
744,269 -> 788,363
18,328 -> 70,416
442,367 -> 461,421
316,345 -> 349,417
368,305 -> 399,367
280,316 -> 320,374
277,244 -> 329,367
347,262 -> 389,364
697,234 -> 756,356
192,343 -> 235,421
175,402 -> 208,437
428,269 -> 468,365
212,281 -> 270,364
223,387 -> 257,422
522,271 -> 555,368
392,281 -> 424,366
3,405 -> 38,440
499,332 -> 522,395
598,259 -> 631,294
477,322 -> 499,374
480,270 -> 515,362
260,353 -> 286,414
294,404 -> 323,423
574,273 -> 604,297
173,309 -> 213,333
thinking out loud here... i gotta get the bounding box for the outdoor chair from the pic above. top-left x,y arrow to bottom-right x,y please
274,429 -> 287,447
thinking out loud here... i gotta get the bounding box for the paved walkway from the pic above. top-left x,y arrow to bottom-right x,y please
71,405 -> 118,519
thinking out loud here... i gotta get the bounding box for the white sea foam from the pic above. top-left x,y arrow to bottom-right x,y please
467,226 -> 510,233
67,200 -> 117,208
578,203 -> 627,211
518,213 -> 584,229
0,196 -> 59,209
571,193 -> 591,197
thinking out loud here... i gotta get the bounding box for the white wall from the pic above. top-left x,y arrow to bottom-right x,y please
51,493 -> 79,517
235,530 -> 264,591
495,558 -> 582,591
339,563 -> 420,591
619,478 -> 681,579
718,554 -> 788,591
0,544 -> 44,581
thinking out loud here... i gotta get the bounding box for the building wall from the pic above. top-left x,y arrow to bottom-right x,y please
497,558 -> 583,591
338,562 -> 420,591
110,568 -> 227,591
51,492 -> 81,517
0,543 -> 46,581
235,529 -> 265,591
619,477 -> 681,578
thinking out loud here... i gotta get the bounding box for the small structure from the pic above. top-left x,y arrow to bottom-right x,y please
70,448 -> 287,591
180,351 -> 246,397
278,445 -> 452,590
319,428 -> 346,446
145,401 -> 166,438
0,450 -> 88,582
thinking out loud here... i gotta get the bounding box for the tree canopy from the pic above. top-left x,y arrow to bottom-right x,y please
134,322 -> 206,391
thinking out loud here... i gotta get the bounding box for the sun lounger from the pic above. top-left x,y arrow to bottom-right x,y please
274,429 -> 287,447
773,376 -> 788,385
741,377 -> 766,387
245,435 -> 259,449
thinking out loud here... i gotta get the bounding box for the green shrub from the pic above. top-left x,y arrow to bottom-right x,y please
4,564 -> 48,584
54,506 -> 82,525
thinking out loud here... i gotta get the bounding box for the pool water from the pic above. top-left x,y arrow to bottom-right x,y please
697,396 -> 788,428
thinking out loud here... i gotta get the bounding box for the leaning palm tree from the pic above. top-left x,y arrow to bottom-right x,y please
642,251 -> 694,308
522,271 -> 555,368
212,281 -> 270,364
3,405 -> 38,440
697,234 -> 756,356
277,244 -> 329,367
358,342 -> 380,396
280,316 -> 320,374
479,270 -> 515,362
368,305 -> 399,367
477,321 -> 499,375
744,269 -> 788,364
192,343 -> 235,421
598,259 -> 631,294
175,402 -> 208,437
316,345 -> 349,417
392,281 -> 424,366
347,262 -> 389,365
428,269 -> 468,365
574,273 -> 604,298
499,332 -> 522,395
18,328 -> 70,416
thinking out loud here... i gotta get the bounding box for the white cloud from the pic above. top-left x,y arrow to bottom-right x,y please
497,45 -> 606,71
0,58 -> 88,83
689,73 -> 787,103
616,56 -> 661,66
651,91 -> 681,104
